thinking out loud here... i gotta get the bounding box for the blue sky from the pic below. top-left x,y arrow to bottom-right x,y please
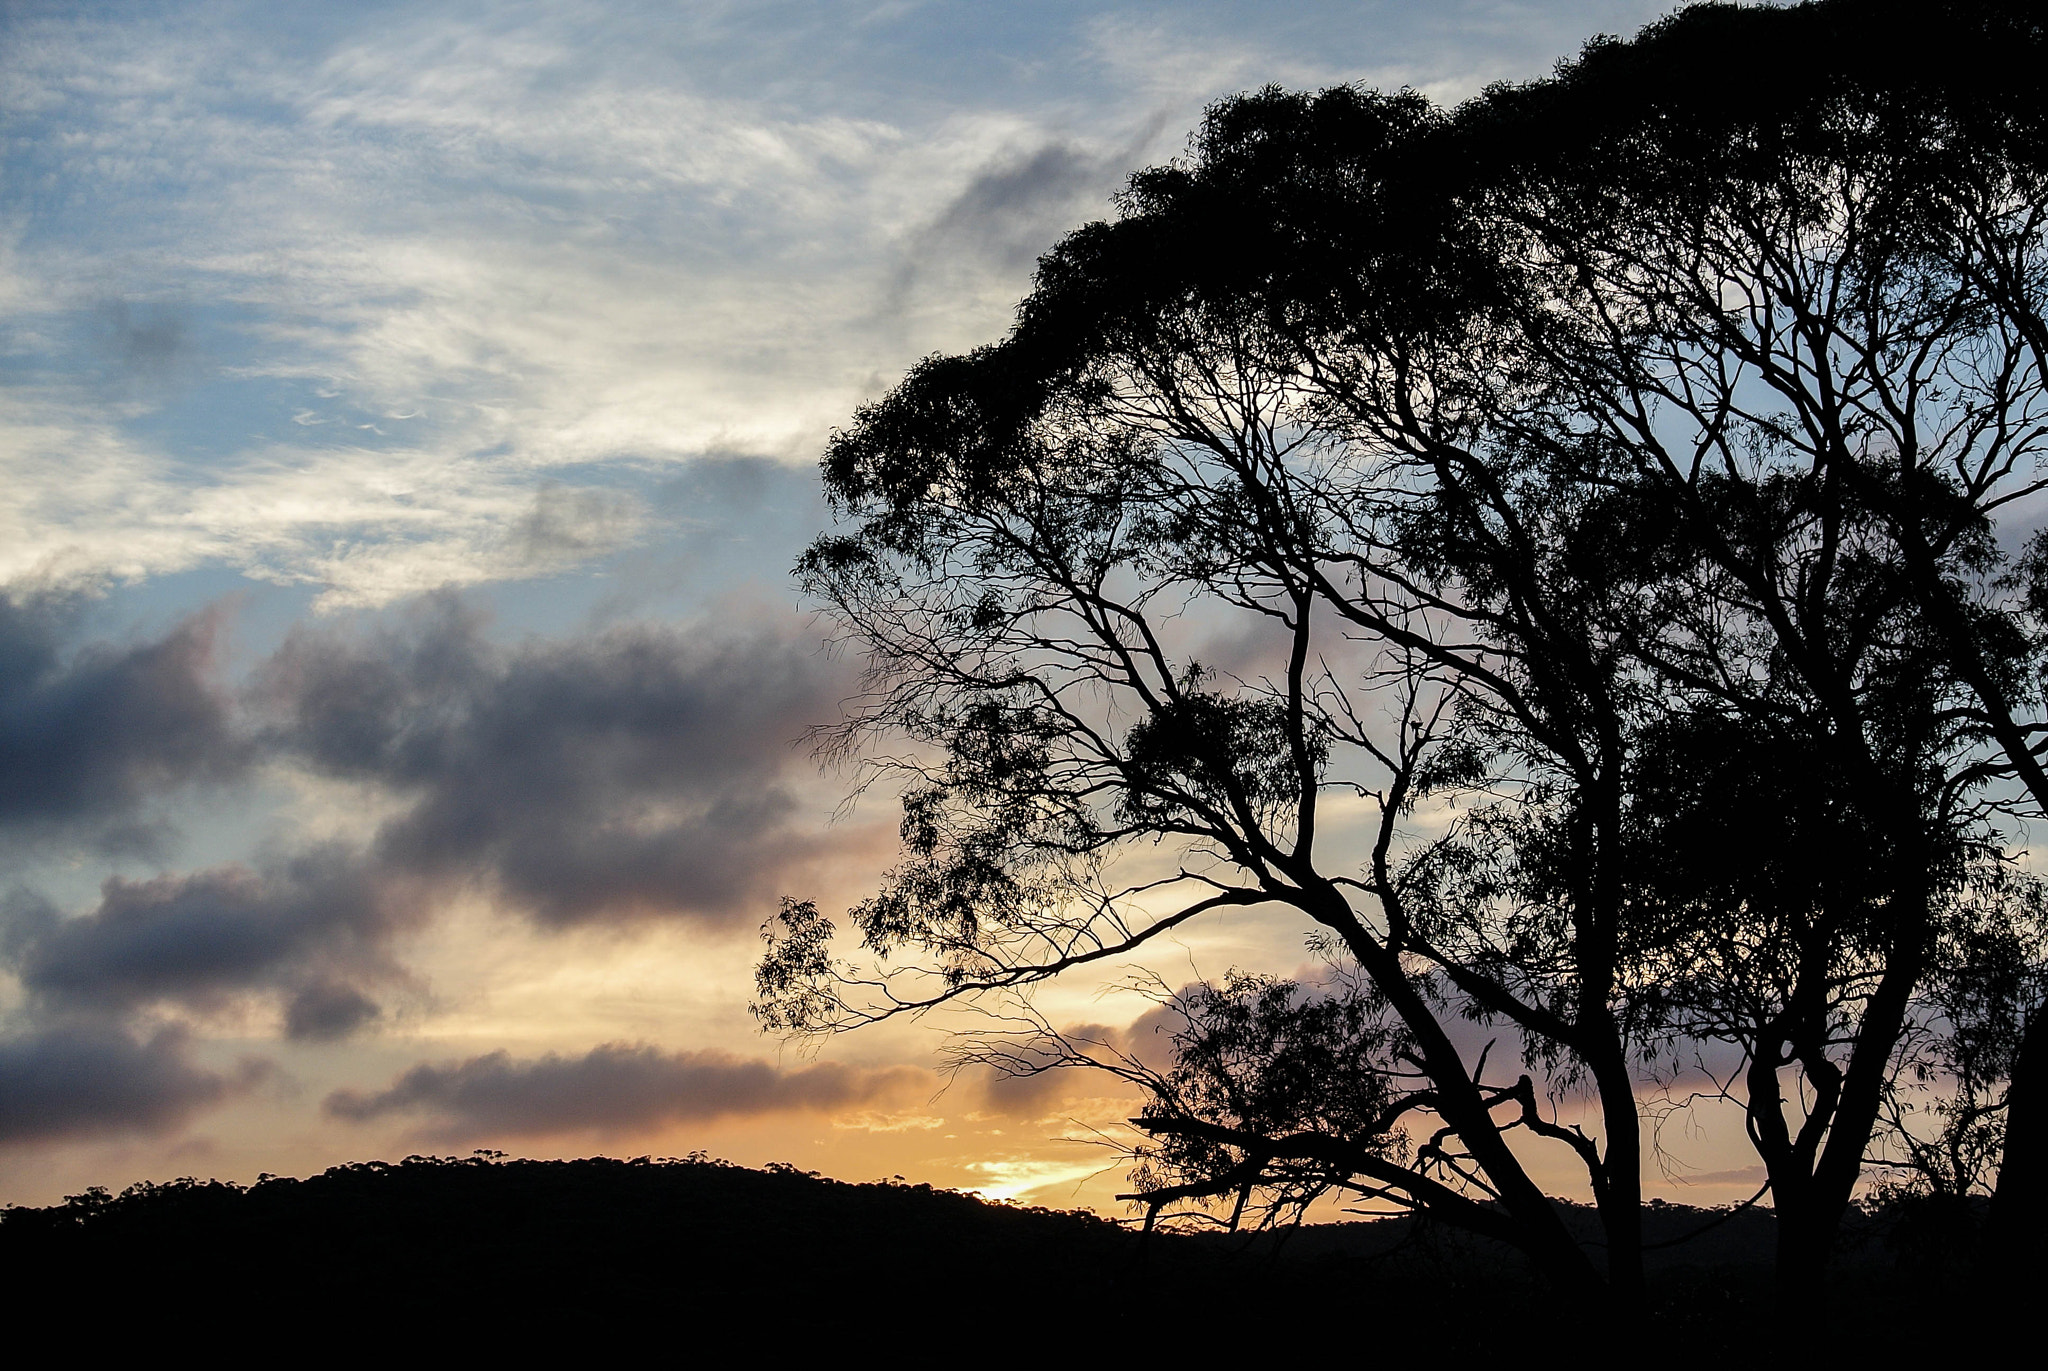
1,0 -> 1729,1208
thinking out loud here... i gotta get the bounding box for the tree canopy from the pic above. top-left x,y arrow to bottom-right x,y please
759,0 -> 2048,1312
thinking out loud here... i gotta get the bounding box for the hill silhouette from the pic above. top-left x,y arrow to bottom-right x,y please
0,1155 -> 1970,1348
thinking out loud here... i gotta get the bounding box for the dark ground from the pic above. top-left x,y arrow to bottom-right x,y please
0,1155 -> 1985,1350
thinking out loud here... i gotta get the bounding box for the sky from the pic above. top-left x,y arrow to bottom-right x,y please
0,0 -> 1754,1213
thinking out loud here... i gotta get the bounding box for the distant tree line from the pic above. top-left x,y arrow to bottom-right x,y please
756,0 -> 2048,1315
10,1153 -> 1935,1348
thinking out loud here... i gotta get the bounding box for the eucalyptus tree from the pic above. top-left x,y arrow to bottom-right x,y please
758,0 -> 2048,1308
1450,0 -> 2048,1284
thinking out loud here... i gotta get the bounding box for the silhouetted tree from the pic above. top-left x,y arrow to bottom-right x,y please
760,0 -> 2048,1313
1447,0 -> 2048,1291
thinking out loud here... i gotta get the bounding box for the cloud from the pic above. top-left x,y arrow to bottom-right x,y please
974,1004 -> 1184,1117
323,1042 -> 920,1140
0,587 -> 859,1038
1672,1165 -> 1770,1188
0,3 -> 1160,605
6,846 -> 411,1038
512,482 -> 643,568
880,131 -> 1149,329
283,980 -> 382,1040
0,1025 -> 258,1146
919,140 -> 1124,270
0,592 -> 242,851
0,2 -> 1679,610
95,301 -> 195,387
256,593 -> 854,925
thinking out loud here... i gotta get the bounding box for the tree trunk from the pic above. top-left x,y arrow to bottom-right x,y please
1591,1055 -> 1644,1302
1747,1058 -> 1827,1309
1983,1005 -> 2048,1284
1772,1197 -> 1832,1311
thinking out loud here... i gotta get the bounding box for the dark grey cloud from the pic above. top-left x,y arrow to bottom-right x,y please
6,846 -> 409,1038
887,141 -> 1117,316
927,141 -> 1116,272
256,593 -> 852,925
323,1043 -> 918,1140
890,125 -> 1164,313
0,592 -> 243,851
0,591 -> 856,1043
283,980 -> 382,1040
0,1025 -> 257,1146
513,482 -> 640,565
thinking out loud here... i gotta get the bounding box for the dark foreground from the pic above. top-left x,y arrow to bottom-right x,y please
0,1156 -> 1982,1348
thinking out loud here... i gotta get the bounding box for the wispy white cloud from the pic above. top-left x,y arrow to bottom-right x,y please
3,2 -> 1669,606
1,3 -> 1174,602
